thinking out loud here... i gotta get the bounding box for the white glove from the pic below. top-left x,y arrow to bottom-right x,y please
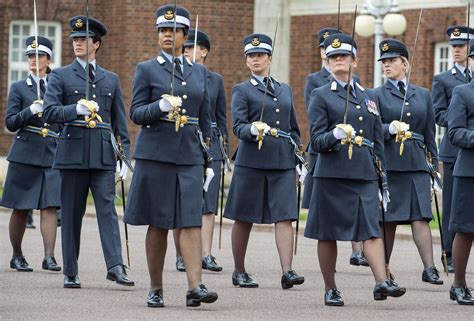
333,126 -> 355,140
296,165 -> 308,185
389,121 -> 410,135
432,172 -> 442,193
116,160 -> 128,180
76,102 -> 92,116
29,101 -> 44,115
378,190 -> 390,212
159,95 -> 183,112
250,123 -> 271,136
203,167 -> 215,192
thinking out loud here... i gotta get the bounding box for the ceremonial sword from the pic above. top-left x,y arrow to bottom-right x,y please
193,15 -> 199,63
254,13 -> 280,150
32,0 -> 43,117
339,5 -> 357,160
466,0 -> 471,83
397,9 -> 423,156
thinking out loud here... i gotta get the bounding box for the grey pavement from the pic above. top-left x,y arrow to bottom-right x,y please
0,210 -> 473,321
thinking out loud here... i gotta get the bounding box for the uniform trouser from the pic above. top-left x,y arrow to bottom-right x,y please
442,161 -> 455,255
61,169 -> 123,277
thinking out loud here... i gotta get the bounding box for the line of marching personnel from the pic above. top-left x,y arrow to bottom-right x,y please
2,3 -> 474,309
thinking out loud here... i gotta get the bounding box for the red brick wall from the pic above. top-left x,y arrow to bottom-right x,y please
0,0 -> 254,155
290,7 -> 466,146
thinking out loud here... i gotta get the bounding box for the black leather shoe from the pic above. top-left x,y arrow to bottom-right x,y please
422,266 -> 443,285
232,272 -> 259,288
186,284 -> 218,307
64,275 -> 81,288
10,256 -> 33,272
202,255 -> 223,272
349,251 -> 369,267
42,257 -> 61,272
324,288 -> 344,306
281,270 -> 305,289
373,280 -> 406,300
106,265 -> 135,286
147,288 -> 164,307
450,286 -> 474,305
176,256 -> 186,272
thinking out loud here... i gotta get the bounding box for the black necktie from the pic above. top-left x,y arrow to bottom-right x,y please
398,81 -> 406,95
263,77 -> 275,94
465,69 -> 471,82
39,79 -> 46,97
345,83 -> 355,98
174,58 -> 182,76
87,64 -> 95,82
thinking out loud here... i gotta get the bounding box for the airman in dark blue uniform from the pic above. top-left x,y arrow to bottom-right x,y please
173,28 -> 228,273
372,38 -> 442,286
304,28 -> 367,266
431,25 -> 474,272
224,33 -> 305,290
43,16 -> 134,289
2,36 -> 61,273
446,41 -> 474,305
123,5 -> 218,308
305,34 -> 406,306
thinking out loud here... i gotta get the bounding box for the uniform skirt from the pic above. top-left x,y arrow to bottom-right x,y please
1,161 -> 60,210
449,176 -> 474,233
202,159 -> 222,215
124,159 -> 203,229
304,178 -> 381,241
224,165 -> 297,224
301,153 -> 317,209
384,171 -> 432,224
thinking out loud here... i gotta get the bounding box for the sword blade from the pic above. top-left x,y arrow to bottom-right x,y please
193,15 -> 199,63
85,0 -> 90,100
33,0 -> 41,101
170,0 -> 178,95
400,9 -> 423,121
343,5 -> 357,125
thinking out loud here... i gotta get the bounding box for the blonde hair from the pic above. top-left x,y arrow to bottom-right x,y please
400,56 -> 410,75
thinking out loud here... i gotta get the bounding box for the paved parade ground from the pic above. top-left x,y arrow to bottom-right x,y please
1,211 -> 473,320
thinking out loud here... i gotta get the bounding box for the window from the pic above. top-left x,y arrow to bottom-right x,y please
433,42 -> 453,147
8,20 -> 62,88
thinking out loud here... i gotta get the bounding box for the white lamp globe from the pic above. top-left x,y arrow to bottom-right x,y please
355,14 -> 376,37
383,13 -> 407,36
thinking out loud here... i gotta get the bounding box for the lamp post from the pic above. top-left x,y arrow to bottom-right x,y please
355,0 -> 407,87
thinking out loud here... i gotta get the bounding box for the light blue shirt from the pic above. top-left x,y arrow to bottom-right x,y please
388,77 -> 407,91
76,57 -> 96,75
30,74 -> 47,87
161,52 -> 184,73
455,62 -> 472,77
252,74 -> 274,89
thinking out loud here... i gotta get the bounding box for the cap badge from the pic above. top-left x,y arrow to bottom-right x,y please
164,10 -> 174,20
251,37 -> 260,46
31,40 -> 37,48
75,18 -> 84,28
453,28 -> 461,37
323,31 -> 330,39
382,43 -> 389,52
332,38 -> 341,48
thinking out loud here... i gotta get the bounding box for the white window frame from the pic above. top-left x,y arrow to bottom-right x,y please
433,42 -> 453,147
8,20 -> 62,89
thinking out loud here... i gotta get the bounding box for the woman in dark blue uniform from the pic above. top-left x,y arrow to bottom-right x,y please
373,39 -> 442,285
446,43 -> 474,305
224,33 -> 305,289
123,5 -> 218,308
2,36 -> 61,272
174,28 -> 228,272
305,34 -> 406,306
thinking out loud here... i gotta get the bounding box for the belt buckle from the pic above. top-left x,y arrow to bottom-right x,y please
270,128 -> 279,137
179,115 -> 188,127
87,120 -> 97,128
353,136 -> 363,147
40,128 -> 49,138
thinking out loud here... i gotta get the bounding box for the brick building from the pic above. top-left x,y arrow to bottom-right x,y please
0,0 -> 469,179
